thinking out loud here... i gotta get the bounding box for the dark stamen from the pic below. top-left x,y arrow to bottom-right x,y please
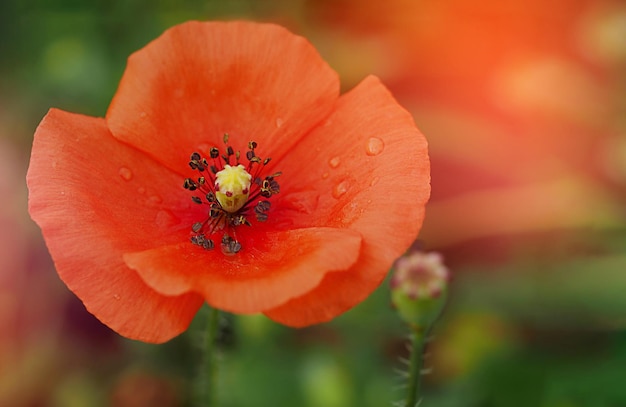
221,234 -> 242,255
255,200 -> 271,222
183,178 -> 197,190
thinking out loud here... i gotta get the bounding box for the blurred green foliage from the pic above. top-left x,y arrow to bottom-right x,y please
2,0 -> 626,406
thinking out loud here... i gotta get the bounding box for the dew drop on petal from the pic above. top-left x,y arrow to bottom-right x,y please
198,143 -> 211,155
328,156 -> 341,168
275,117 -> 284,128
370,177 -> 380,187
155,209 -> 179,229
137,186 -> 146,194
322,172 -> 329,179
365,137 -> 384,156
147,195 -> 163,205
282,191 -> 320,214
118,167 -> 133,181
113,294 -> 121,300
332,180 -> 349,199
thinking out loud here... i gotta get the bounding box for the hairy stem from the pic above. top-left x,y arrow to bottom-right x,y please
405,325 -> 427,407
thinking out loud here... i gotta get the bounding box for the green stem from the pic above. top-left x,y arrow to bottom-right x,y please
200,306 -> 221,407
405,325 -> 427,407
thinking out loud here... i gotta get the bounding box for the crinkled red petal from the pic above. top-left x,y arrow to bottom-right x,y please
27,109 -> 204,343
265,76 -> 430,326
106,21 -> 339,175
124,227 -> 362,313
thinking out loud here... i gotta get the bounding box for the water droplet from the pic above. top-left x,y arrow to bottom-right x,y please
275,117 -> 284,128
60,191 -> 65,196
322,172 -> 329,179
198,143 -> 211,155
148,195 -> 163,205
365,137 -> 384,156
118,167 -> 133,181
155,209 -> 179,229
332,180 -> 349,199
113,294 -> 121,300
328,156 -> 341,168
137,186 -> 146,194
283,191 -> 319,214
370,177 -> 380,187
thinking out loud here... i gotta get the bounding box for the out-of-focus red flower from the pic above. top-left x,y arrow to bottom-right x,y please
27,21 -> 430,343
310,0 -> 625,255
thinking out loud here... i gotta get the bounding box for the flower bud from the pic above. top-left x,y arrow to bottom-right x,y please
390,251 -> 450,328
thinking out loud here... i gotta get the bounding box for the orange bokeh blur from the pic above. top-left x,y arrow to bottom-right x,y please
311,0 -> 626,254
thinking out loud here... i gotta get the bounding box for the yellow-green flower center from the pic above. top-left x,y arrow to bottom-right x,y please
215,164 -> 252,213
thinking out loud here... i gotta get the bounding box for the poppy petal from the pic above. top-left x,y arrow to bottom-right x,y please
123,227 -> 362,313
27,109 -> 204,343
265,76 -> 430,326
106,21 -> 339,174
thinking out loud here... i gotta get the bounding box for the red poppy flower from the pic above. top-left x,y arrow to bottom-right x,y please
27,21 -> 430,343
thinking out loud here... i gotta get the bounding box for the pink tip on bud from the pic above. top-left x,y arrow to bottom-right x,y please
391,252 -> 449,300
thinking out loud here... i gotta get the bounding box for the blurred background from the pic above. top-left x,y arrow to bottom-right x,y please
2,0 -> 626,406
